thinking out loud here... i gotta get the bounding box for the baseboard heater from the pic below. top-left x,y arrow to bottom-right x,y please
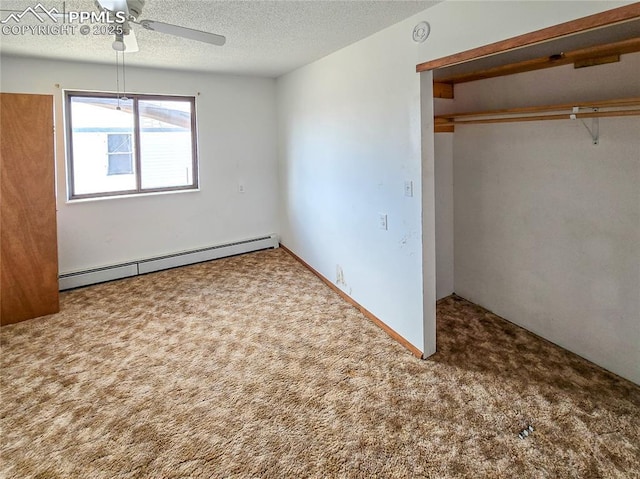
58,234 -> 279,291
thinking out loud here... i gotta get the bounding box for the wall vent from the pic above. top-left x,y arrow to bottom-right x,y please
59,234 -> 278,291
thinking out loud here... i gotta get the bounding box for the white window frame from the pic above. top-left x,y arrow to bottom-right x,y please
65,91 -> 199,200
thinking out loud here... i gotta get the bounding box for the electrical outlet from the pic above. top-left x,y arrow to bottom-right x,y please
404,180 -> 413,197
238,183 -> 245,193
379,213 -> 388,230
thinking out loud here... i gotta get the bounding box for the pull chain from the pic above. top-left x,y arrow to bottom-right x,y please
115,50 -> 128,108
115,50 -> 121,110
122,50 -> 127,101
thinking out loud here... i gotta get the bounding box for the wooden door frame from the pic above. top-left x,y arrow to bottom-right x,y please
416,3 -> 640,73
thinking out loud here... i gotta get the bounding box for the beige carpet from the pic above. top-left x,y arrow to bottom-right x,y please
1,248 -> 639,478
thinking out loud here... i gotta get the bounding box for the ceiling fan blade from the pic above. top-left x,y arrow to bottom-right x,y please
138,20 -> 226,46
124,27 -> 139,53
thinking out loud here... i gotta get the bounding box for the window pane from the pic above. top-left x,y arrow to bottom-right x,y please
107,133 -> 132,154
108,153 -> 133,175
70,96 -> 136,195
138,100 -> 195,190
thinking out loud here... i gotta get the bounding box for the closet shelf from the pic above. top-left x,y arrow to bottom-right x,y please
434,97 -> 640,132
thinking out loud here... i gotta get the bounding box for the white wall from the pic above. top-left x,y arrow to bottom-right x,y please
434,133 -> 454,300
0,56 -> 278,274
277,1 -> 628,356
452,53 -> 640,384
277,26 -> 428,352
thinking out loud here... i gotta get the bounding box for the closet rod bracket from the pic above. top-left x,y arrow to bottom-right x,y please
572,107 -> 599,145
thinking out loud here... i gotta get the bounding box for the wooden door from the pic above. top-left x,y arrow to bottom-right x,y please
1,93 -> 59,325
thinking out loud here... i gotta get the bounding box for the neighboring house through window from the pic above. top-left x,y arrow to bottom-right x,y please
107,133 -> 133,175
65,91 -> 198,199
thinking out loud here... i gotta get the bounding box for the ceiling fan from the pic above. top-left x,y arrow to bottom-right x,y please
96,0 -> 226,53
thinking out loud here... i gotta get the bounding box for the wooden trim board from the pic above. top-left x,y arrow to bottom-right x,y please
433,82 -> 454,99
416,3 -> 640,72
434,37 -> 640,85
435,124 -> 455,133
280,244 -> 424,359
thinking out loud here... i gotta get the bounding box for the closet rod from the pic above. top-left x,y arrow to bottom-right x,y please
442,109 -> 640,125
438,97 -> 640,120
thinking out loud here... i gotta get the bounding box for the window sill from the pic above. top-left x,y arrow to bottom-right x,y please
65,187 -> 200,204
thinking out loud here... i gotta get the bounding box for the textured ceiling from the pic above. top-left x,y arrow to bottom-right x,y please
0,0 -> 438,77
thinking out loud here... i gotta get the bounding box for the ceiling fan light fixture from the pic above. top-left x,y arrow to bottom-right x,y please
112,32 -> 126,51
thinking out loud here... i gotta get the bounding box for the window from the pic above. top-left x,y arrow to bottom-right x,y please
107,134 -> 133,175
65,91 -> 198,199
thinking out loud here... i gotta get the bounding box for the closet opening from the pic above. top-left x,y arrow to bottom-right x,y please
419,4 -> 640,385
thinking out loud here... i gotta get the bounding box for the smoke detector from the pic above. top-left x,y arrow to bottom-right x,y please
413,21 -> 430,43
